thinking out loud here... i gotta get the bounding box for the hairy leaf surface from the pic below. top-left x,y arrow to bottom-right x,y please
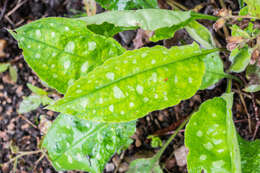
42,114 -> 135,173
11,17 -> 125,94
185,21 -> 225,89
80,9 -> 216,41
95,0 -> 158,10
185,94 -> 241,173
48,43 -> 218,122
239,137 -> 260,173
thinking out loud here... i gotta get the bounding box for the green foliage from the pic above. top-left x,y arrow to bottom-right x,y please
18,84 -> 54,114
9,66 -> 18,83
185,21 -> 225,89
11,17 -> 125,94
27,83 -> 48,96
244,64 -> 260,92
18,95 -> 54,114
239,137 -> 260,173
185,94 -> 241,173
80,9 -> 216,41
95,0 -> 158,10
127,158 -> 162,173
229,46 -> 252,73
42,114 -> 136,173
0,63 -> 10,73
48,43 -> 219,122
148,136 -> 162,148
244,0 -> 260,18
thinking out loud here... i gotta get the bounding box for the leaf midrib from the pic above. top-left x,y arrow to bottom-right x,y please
57,48 -> 217,107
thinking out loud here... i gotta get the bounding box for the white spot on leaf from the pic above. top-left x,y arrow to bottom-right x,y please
203,142 -> 213,150
35,53 -> 40,59
109,105 -> 114,112
88,41 -> 96,51
144,97 -> 149,102
64,60 -> 71,69
113,86 -> 125,99
65,27 -> 69,31
196,130 -> 203,137
212,160 -> 225,168
136,85 -> 143,94
106,72 -> 115,80
200,155 -> 207,161
188,77 -> 193,83
129,102 -> 134,107
36,30 -> 41,37
81,61 -> 89,73
51,32 -> 55,37
151,59 -> 156,64
65,41 -> 75,53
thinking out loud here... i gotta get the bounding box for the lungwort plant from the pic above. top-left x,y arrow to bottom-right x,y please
9,6 -> 260,173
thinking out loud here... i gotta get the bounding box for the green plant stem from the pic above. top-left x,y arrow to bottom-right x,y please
4,150 -> 43,165
153,117 -> 190,161
227,79 -> 232,93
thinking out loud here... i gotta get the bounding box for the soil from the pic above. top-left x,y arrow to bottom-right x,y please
0,0 -> 259,173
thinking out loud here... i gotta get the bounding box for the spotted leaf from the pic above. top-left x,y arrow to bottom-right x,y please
185,21 -> 225,89
10,17 -> 125,94
48,43 -> 219,122
95,0 -> 158,10
80,9 -> 217,41
185,93 -> 241,173
42,114 -> 135,173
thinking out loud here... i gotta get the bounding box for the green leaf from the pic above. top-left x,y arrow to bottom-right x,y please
10,17 -> 125,94
0,63 -> 10,73
42,114 -> 135,173
95,0 -> 158,10
231,25 -> 250,38
27,83 -> 48,96
18,95 -> 42,114
185,20 -> 216,49
80,9 -> 216,42
18,95 -> 54,114
239,137 -> 260,173
48,43 -> 218,122
185,94 -> 241,173
184,21 -> 225,89
148,136 -> 162,148
244,0 -> 260,18
127,158 -> 162,173
244,64 -> 260,92
229,46 -> 252,73
9,66 -> 18,83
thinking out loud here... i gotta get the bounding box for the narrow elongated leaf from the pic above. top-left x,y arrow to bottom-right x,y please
80,9 -> 217,42
48,43 -> 217,122
185,94 -> 241,173
185,21 -> 225,89
239,137 -> 260,173
9,66 -> 18,83
10,17 -> 125,94
42,114 -> 135,173
229,46 -> 252,73
95,0 -> 158,10
0,63 -> 10,73
27,83 -> 48,96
